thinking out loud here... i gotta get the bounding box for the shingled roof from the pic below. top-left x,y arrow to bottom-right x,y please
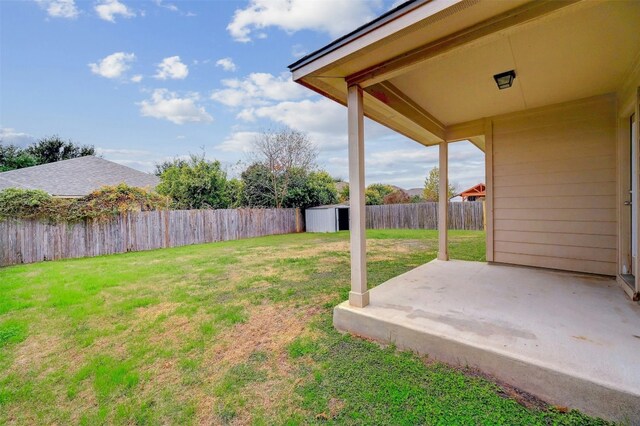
0,156 -> 160,197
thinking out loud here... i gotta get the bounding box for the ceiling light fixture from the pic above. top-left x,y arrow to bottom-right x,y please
493,70 -> 516,90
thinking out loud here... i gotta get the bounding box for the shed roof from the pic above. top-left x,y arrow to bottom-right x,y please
0,156 -> 160,197
306,204 -> 350,210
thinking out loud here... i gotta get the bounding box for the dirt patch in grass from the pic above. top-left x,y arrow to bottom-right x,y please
136,301 -> 181,321
148,315 -> 194,347
293,241 -> 349,257
10,333 -> 64,374
210,304 -> 320,372
248,241 -> 348,263
194,303 -> 324,424
68,386 -> 99,424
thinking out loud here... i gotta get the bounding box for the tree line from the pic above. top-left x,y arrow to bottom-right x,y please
0,136 -> 96,172
337,167 -> 457,205
1,129 -> 458,212
154,129 -> 339,210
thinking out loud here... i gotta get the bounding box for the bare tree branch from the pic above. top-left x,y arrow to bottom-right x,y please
251,128 -> 318,208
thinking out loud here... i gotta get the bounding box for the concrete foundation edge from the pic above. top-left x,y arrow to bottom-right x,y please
333,303 -> 640,424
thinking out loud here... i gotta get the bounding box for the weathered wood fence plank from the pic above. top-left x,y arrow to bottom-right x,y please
365,201 -> 484,231
0,208 -> 304,267
1,203 -> 482,267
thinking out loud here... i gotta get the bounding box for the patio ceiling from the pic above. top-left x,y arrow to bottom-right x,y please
290,0 -> 640,150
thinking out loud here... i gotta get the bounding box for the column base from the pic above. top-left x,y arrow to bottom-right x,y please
349,290 -> 370,308
438,252 -> 449,261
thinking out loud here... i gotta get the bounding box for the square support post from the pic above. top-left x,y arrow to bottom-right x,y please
438,141 -> 449,261
347,84 -> 369,307
635,87 -> 640,296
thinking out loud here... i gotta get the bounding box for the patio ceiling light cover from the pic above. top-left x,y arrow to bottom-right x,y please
493,70 -> 516,90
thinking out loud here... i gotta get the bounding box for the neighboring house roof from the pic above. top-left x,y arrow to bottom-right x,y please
0,156 -> 160,197
459,183 -> 486,199
406,188 -> 423,197
335,181 -> 348,192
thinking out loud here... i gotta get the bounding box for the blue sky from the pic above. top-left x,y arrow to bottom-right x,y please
0,0 -> 484,191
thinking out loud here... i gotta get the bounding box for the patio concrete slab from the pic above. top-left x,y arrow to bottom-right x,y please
334,260 -> 640,423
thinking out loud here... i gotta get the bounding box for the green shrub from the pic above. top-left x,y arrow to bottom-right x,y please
0,188 -> 59,220
156,155 -> 229,209
79,184 -> 170,220
0,184 -> 169,222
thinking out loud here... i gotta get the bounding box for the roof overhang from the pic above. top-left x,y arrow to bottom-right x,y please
289,0 -> 640,152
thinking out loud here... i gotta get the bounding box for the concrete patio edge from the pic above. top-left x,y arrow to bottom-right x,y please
334,301 -> 640,424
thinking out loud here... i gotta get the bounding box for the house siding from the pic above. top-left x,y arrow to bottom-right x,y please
491,95 -> 617,276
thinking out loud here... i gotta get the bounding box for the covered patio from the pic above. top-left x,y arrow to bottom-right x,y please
289,0 -> 640,422
334,260 -> 640,421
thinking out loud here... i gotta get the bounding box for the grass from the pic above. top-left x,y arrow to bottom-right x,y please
0,229 -> 611,425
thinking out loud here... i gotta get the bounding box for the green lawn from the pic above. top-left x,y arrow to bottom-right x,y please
0,230 -> 610,425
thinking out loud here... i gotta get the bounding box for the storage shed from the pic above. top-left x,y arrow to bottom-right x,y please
305,204 -> 350,233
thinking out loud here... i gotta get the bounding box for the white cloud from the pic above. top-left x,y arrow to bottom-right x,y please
291,44 -> 307,58
152,0 -> 195,16
229,96 -> 485,188
138,89 -> 213,125
210,72 -> 309,107
320,141 -> 484,189
88,52 -> 135,79
218,131 -> 260,153
0,128 -> 37,147
215,57 -> 237,72
154,56 -> 189,80
227,0 -> 382,42
389,0 -> 407,10
95,0 -> 135,23
153,0 -> 178,12
96,148 -> 150,155
35,0 -> 79,19
245,98 -> 344,141
130,74 -> 143,83
207,71 -> 483,189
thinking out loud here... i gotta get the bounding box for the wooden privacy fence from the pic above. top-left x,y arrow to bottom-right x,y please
0,208 -> 303,267
366,201 -> 484,230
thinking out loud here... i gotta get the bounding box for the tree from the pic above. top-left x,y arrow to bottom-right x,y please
0,144 -> 37,171
337,183 -> 399,205
365,188 -> 383,205
156,154 -> 229,209
241,164 -> 337,209
226,178 -> 245,208
154,157 -> 188,176
251,128 -> 318,208
304,171 -> 339,207
423,167 -> 457,201
338,185 -> 349,203
241,163 -> 276,208
284,170 -> 338,209
26,135 -> 96,165
383,189 -> 410,204
365,184 -> 395,205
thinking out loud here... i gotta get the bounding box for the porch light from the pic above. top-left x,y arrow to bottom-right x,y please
493,70 -> 516,90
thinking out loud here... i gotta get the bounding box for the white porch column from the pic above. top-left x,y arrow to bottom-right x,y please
348,84 -> 369,307
438,141 -> 449,261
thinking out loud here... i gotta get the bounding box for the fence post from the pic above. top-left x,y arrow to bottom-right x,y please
295,208 -> 301,233
482,200 -> 486,231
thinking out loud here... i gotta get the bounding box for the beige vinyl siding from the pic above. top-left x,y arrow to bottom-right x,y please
491,95 -> 617,276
